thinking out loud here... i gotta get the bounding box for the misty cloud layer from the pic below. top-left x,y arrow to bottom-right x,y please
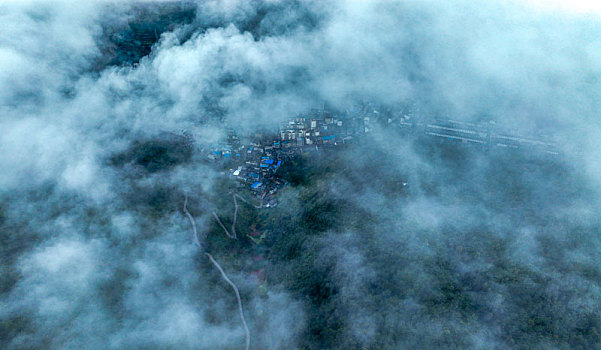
1,0 -> 601,349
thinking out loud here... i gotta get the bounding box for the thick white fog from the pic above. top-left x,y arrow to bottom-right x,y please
1,1 -> 601,349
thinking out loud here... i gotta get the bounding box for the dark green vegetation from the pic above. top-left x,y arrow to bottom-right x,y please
96,0 -> 321,69
3,0 -> 601,348
2,127 -> 600,349
196,134 -> 601,349
98,3 -> 196,68
110,133 -> 193,174
108,133 -> 194,219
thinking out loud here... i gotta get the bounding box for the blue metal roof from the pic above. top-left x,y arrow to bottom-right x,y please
251,182 -> 261,188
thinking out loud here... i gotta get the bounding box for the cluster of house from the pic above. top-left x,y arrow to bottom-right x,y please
204,104 -> 558,208
205,109 -> 376,207
278,108 -> 367,148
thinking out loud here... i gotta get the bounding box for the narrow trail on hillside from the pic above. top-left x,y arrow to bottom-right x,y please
183,195 -> 251,350
206,252 -> 251,350
183,194 -> 201,247
212,193 -> 263,239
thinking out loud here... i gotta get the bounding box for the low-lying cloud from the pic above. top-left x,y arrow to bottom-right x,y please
1,0 -> 601,349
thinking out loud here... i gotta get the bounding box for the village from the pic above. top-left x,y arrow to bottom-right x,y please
204,107 -> 376,208
202,104 -> 558,211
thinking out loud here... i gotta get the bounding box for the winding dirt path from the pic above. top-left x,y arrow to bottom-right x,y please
206,253 -> 251,350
